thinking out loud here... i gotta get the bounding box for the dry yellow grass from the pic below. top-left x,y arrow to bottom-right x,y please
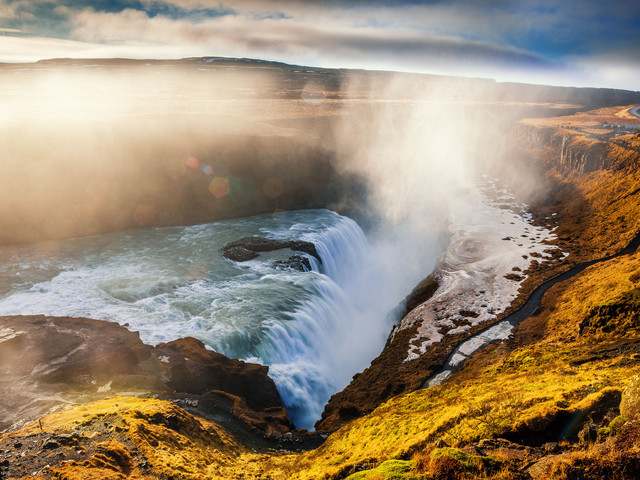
522,105 -> 640,128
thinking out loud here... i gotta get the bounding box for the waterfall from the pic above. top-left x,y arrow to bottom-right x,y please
250,215 -> 380,429
304,215 -> 369,284
0,209 -> 402,431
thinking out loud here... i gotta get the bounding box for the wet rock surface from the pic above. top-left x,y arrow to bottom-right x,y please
0,315 -> 298,444
220,236 -> 321,263
273,254 -> 313,272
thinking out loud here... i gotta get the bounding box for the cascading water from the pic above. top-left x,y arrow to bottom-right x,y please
0,209 -> 441,429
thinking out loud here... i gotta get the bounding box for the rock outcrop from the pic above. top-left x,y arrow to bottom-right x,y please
220,236 -> 321,262
220,236 -> 321,272
621,374 -> 640,419
515,123 -> 612,174
0,315 -> 294,440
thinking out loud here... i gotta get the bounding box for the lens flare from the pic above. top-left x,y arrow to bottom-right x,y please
302,81 -> 326,105
209,177 -> 230,198
186,264 -> 207,281
229,177 -> 257,206
186,156 -> 200,169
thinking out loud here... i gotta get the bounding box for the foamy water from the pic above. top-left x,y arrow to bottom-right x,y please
397,179 -> 564,362
0,209 -> 440,429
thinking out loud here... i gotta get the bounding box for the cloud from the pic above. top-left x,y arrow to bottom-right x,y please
0,0 -> 638,89
64,6 -> 556,75
0,35 -> 104,62
567,47 -> 640,90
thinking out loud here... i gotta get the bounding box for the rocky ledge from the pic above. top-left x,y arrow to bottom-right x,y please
0,315 -> 311,446
220,236 -> 321,271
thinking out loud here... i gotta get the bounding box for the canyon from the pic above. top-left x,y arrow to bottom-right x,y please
1,59 -> 640,479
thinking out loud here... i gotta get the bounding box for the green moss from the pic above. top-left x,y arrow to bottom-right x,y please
345,460 -> 426,480
430,447 -> 501,472
598,415 -> 629,440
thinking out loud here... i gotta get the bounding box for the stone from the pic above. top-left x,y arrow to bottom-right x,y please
273,255 -> 312,272
220,236 -> 321,263
155,336 -> 282,412
620,373 -> 640,419
0,315 -> 295,441
221,246 -> 258,262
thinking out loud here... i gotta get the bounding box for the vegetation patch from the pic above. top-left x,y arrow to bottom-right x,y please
580,288 -> 640,337
345,460 -> 425,480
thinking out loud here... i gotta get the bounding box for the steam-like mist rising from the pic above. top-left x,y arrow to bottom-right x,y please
0,59 -> 566,428
329,74 -> 524,300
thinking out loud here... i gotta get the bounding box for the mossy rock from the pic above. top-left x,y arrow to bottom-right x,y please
620,374 -> 640,419
429,447 -> 501,472
597,415 -> 629,441
345,460 -> 426,480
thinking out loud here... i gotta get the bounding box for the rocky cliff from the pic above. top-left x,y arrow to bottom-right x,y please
514,122 -> 638,174
0,315 -> 301,443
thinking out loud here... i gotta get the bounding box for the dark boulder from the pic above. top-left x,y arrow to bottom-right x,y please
273,255 -> 312,272
220,236 -> 321,263
155,336 -> 282,411
222,245 -> 258,262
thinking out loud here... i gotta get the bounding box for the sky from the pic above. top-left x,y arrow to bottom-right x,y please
1,0 -> 639,90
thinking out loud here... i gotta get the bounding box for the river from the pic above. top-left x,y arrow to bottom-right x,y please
0,209 -> 440,429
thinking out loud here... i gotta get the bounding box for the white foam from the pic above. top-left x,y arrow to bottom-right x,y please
0,209 -> 405,430
398,181 -> 562,362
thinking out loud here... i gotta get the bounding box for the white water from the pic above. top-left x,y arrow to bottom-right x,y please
397,179 -> 564,363
0,209 -> 438,429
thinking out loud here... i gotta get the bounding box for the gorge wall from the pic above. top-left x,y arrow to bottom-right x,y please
515,123 -> 638,174
316,105 -> 640,433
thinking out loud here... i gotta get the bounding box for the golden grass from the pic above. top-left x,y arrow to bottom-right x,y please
5,395 -> 281,480
522,105 -> 640,128
275,249 -> 640,479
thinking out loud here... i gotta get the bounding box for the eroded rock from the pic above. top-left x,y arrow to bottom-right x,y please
621,373 -> 640,419
0,315 -> 294,441
220,236 -> 321,263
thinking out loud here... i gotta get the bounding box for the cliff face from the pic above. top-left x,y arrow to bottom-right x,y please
0,315 -> 297,441
515,123 -> 614,174
556,134 -> 609,173
0,125 -> 366,246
